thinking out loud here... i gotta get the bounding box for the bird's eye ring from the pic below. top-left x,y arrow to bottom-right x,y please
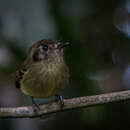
42,44 -> 48,51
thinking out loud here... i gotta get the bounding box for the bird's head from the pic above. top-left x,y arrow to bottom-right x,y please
29,39 -> 69,62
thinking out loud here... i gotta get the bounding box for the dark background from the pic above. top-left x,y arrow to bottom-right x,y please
0,0 -> 130,130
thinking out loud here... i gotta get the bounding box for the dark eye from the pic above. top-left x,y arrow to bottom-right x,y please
42,44 -> 48,51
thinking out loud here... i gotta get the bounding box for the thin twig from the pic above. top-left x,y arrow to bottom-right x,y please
0,90 -> 130,118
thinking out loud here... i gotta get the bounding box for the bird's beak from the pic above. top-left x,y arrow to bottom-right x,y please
59,42 -> 69,49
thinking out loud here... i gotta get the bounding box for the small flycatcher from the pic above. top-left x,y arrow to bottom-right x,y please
15,39 -> 69,111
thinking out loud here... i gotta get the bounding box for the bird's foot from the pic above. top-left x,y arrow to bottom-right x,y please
31,96 -> 40,112
56,94 -> 64,107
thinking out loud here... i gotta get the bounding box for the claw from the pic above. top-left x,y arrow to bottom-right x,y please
56,94 -> 64,107
31,97 -> 40,112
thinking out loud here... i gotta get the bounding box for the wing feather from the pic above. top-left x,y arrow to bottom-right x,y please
15,68 -> 26,88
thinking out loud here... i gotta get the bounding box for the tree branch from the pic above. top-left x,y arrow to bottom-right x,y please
0,90 -> 130,118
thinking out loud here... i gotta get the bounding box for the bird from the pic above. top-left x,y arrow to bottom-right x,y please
15,39 -> 69,111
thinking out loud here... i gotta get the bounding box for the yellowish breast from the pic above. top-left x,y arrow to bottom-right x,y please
21,58 -> 69,98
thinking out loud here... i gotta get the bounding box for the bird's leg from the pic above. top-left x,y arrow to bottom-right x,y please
56,94 -> 64,107
31,96 -> 40,112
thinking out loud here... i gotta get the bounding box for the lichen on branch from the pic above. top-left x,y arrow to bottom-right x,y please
0,90 -> 130,118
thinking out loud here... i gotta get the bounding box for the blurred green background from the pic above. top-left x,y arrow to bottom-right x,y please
0,0 -> 130,130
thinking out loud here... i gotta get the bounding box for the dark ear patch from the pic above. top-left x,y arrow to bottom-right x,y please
33,51 -> 40,61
